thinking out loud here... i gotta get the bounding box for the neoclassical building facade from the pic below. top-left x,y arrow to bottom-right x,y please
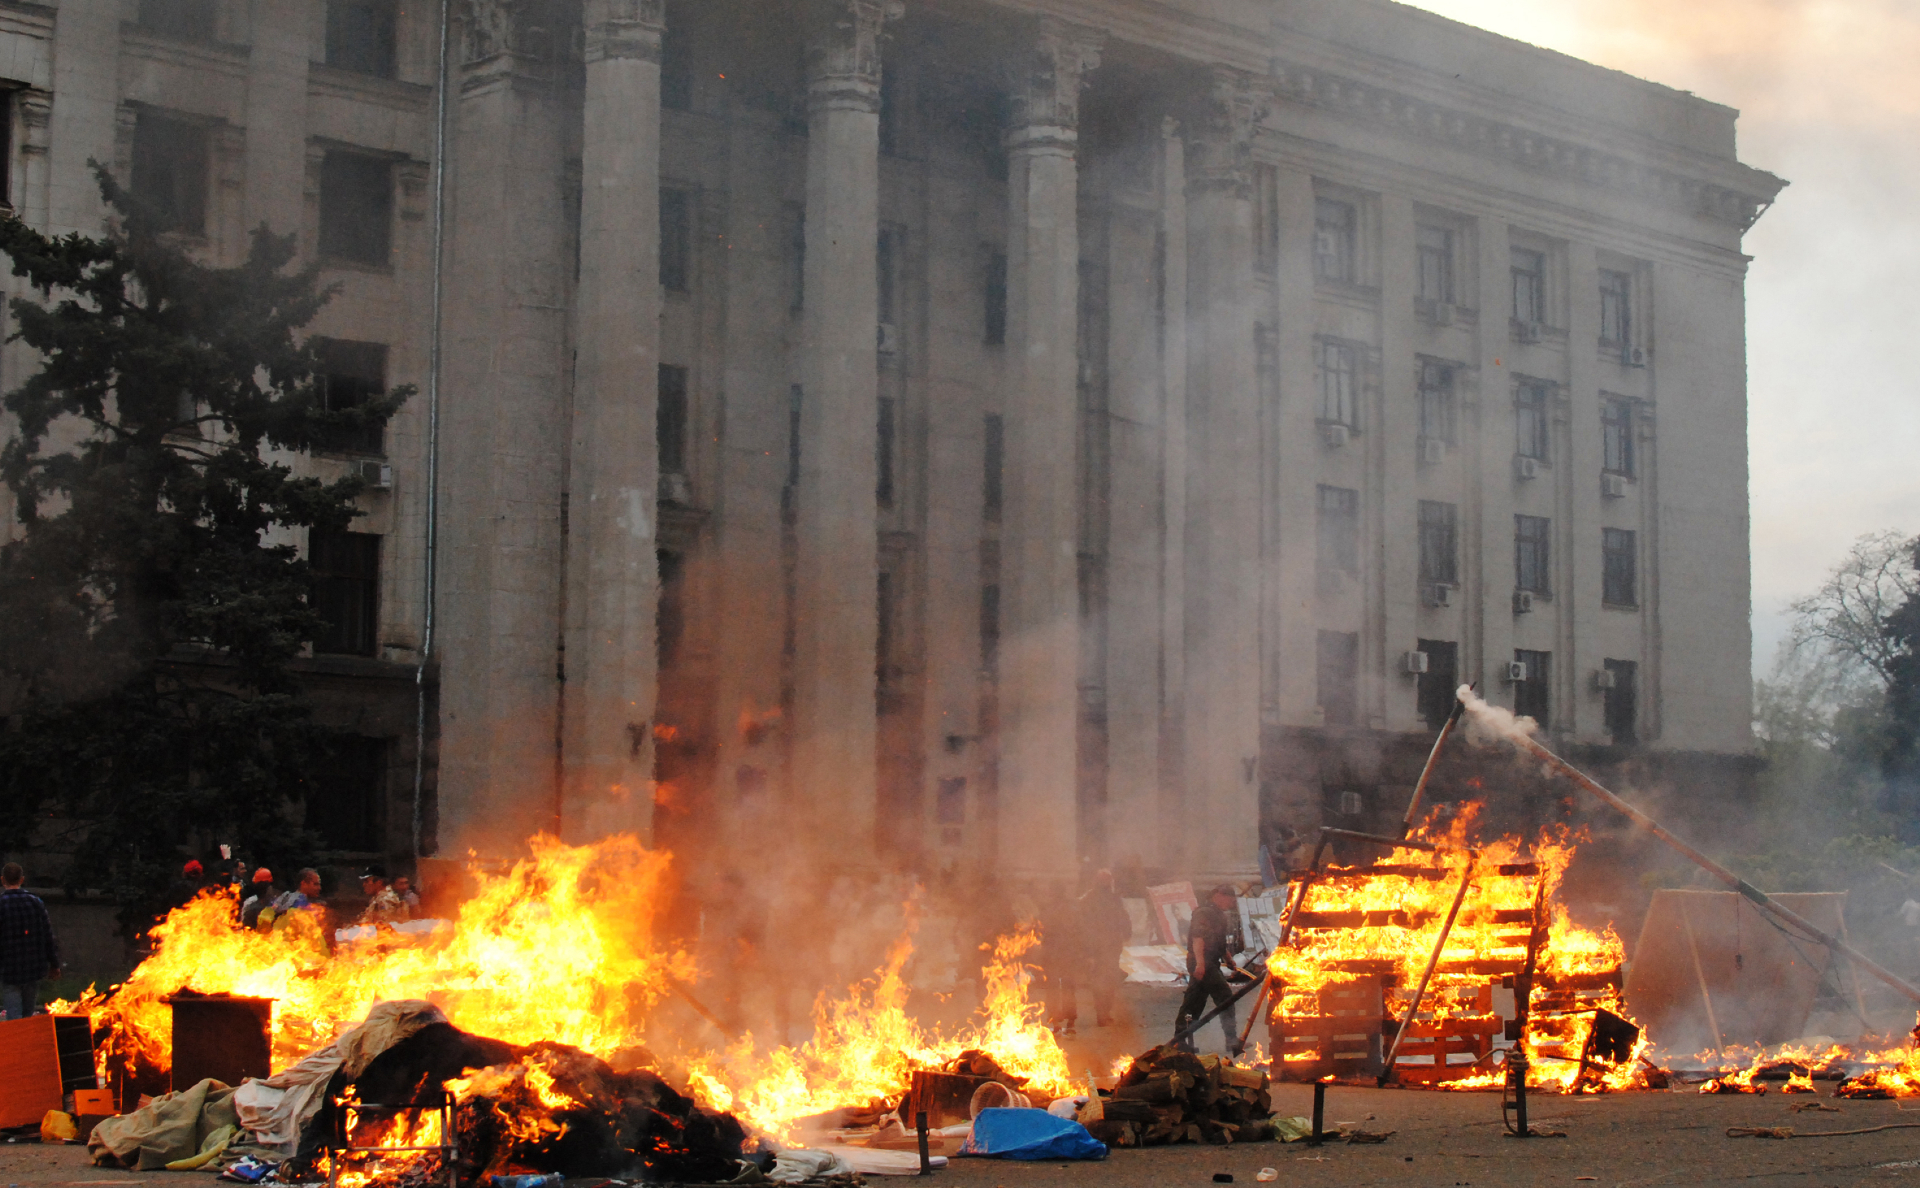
0,0 -> 1784,880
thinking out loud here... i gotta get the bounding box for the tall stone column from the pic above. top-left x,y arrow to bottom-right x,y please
560,0 -> 665,844
1182,69 -> 1267,876
998,19 -> 1101,879
791,0 -> 896,847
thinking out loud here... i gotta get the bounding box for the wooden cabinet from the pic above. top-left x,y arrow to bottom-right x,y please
0,1014 -> 95,1128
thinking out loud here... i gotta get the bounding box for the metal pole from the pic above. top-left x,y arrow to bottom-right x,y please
1401,692 -> 1471,837
1309,1080 -> 1325,1145
1378,854 -> 1477,1086
915,1111 -> 930,1175
1501,719 -> 1920,1006
1678,897 -> 1726,1060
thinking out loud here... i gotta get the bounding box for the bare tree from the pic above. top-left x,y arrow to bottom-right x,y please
1786,529 -> 1920,685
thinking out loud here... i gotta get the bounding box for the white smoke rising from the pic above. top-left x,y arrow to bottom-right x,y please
1455,683 -> 1541,749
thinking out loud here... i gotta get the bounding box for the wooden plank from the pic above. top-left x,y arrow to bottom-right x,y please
0,1015 -> 87,1130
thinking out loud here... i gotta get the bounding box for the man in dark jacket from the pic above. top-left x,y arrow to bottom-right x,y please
1,862 -> 61,1019
1173,884 -> 1245,1054
1077,870 -> 1132,1027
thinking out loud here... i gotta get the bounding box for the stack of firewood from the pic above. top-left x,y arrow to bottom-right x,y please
1084,1046 -> 1275,1148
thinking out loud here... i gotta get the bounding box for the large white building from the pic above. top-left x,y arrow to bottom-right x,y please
0,0 -> 1783,882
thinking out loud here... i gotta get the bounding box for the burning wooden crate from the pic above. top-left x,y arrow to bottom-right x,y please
1266,830 -> 1638,1089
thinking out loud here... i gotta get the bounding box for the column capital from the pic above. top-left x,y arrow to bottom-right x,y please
1189,66 -> 1271,195
585,0 -> 664,64
805,0 -> 903,116
1005,17 -> 1104,153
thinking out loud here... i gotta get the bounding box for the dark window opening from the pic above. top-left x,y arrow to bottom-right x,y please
305,735 -> 386,852
311,529 -> 380,656
658,362 -> 689,479
1416,638 -> 1459,730
326,0 -> 397,78
1418,360 -> 1456,445
660,187 -> 692,292
1602,396 -> 1635,477
982,413 -> 1004,524
1418,500 -> 1458,587
1604,658 -> 1638,746
1514,649 -> 1551,726
1314,197 -> 1356,283
315,338 -> 388,454
1316,630 -> 1359,727
318,150 -> 393,265
1416,224 -> 1453,304
879,68 -> 905,156
1602,527 -> 1637,607
787,202 -> 806,311
876,570 -> 895,708
1318,340 -> 1356,427
1599,269 -> 1632,350
979,582 -> 1000,676
0,91 -> 12,209
1515,379 -> 1550,461
131,111 -> 209,235
138,0 -> 217,40
658,549 -> 687,670
876,397 -> 895,508
1254,165 -> 1279,274
936,777 -> 966,825
660,17 -> 693,111
877,224 -> 903,328
781,384 -> 802,519
1511,246 -> 1545,324
984,250 -> 1007,346
1316,484 -> 1359,583
1515,514 -> 1551,595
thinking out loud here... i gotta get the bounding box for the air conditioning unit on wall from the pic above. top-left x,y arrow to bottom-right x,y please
1514,455 -> 1540,481
1419,437 -> 1446,466
358,461 -> 393,490
876,322 -> 900,354
1513,590 -> 1535,614
1505,660 -> 1529,683
1514,320 -> 1543,343
1601,473 -> 1628,499
1422,584 -> 1452,609
1322,422 -> 1351,448
1402,650 -> 1430,675
1593,669 -> 1618,690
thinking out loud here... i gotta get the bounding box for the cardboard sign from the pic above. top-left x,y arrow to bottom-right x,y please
1146,881 -> 1198,947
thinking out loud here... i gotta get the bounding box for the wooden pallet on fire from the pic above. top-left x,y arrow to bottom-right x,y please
1269,854 -> 1546,1085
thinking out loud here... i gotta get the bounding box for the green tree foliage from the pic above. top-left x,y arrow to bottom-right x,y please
0,169 -> 408,910
1881,539 -> 1920,817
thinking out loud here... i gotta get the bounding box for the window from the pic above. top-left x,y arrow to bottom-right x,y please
326,0 -> 397,78
658,549 -> 686,668
315,338 -> 388,454
1599,269 -> 1632,350
1418,500 -> 1458,587
876,397 -> 895,508
310,529 -> 380,656
984,251 -> 1008,346
138,0 -> 216,40
1602,396 -> 1635,477
131,111 -> 209,234
1416,638 -> 1458,730
659,187 -> 692,292
982,413 -> 1004,524
936,776 -> 966,846
1511,246 -> 1545,325
1514,650 -> 1551,726
1254,165 -> 1279,274
1316,485 -> 1359,582
1602,528 -> 1637,607
781,384 -> 802,517
1603,658 -> 1638,745
786,202 -> 806,311
1515,515 -> 1551,594
660,19 -> 694,111
876,569 -> 895,704
1515,378 -> 1550,462
1316,630 -> 1359,727
658,363 -> 688,479
1313,197 -> 1356,283
877,224 -> 903,329
318,151 -> 392,265
878,68 -> 905,157
0,92 -> 12,207
1416,224 -> 1453,304
980,541 -> 1001,676
305,736 -> 386,852
1317,340 -> 1356,427
1417,360 -> 1455,445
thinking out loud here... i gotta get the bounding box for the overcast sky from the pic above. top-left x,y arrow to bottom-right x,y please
1400,0 -> 1920,680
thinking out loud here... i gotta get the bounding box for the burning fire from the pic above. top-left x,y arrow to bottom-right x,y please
1266,811 -> 1651,1092
56,833 -> 1073,1139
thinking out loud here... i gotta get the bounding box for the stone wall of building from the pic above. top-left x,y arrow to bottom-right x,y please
0,0 -> 1784,887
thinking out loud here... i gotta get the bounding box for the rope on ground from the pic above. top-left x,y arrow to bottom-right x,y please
1728,1122 -> 1920,1139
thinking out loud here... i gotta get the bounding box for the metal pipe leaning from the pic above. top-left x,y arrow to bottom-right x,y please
1489,695 -> 1920,1007
1378,851 -> 1478,1085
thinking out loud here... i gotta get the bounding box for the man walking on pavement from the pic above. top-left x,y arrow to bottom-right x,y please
1,862 -> 61,1020
1173,884 -> 1247,1055
1077,870 -> 1132,1027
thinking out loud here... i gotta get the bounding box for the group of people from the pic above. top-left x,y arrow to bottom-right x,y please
169,858 -> 421,934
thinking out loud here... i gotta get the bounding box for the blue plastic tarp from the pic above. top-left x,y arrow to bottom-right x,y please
960,1108 -> 1108,1161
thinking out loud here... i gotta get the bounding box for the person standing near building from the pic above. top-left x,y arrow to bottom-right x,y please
1173,884 -> 1246,1055
1077,870 -> 1132,1028
241,869 -> 278,930
1,863 -> 61,1020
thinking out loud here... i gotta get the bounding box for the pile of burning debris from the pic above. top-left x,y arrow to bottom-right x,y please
1088,1047 -> 1276,1147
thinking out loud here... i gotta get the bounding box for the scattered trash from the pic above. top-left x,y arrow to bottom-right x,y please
1270,1117 -> 1314,1143
1212,1175 -> 1234,1183
39,1111 -> 77,1145
959,1108 -> 1107,1161
490,1174 -> 564,1188
1256,1169 -> 1278,1182
1343,1130 -> 1393,1144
